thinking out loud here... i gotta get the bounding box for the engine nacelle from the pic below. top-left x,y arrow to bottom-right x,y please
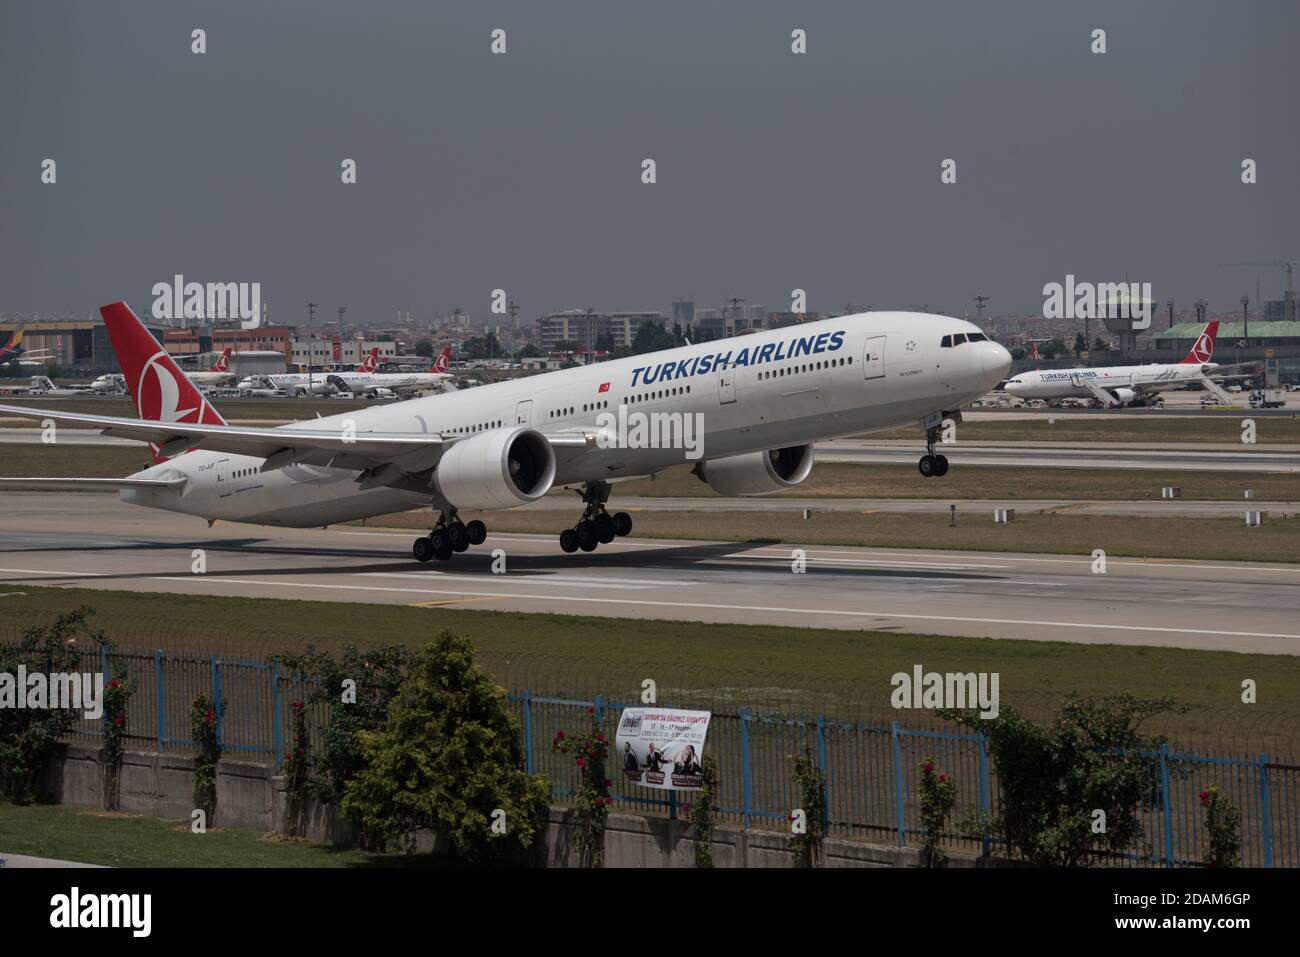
696,444 -> 815,496
435,427 -> 556,510
1110,388 -> 1136,405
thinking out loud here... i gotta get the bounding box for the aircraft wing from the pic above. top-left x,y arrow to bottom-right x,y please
0,476 -> 186,489
1075,378 -> 1122,407
0,403 -> 592,474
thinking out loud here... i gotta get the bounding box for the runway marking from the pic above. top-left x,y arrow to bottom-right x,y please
408,596 -> 501,607
363,571 -> 696,590
1042,503 -> 1091,513
0,566 -> 100,577
149,577 -> 1300,641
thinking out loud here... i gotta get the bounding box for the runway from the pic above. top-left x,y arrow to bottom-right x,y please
1,493 -> 1297,655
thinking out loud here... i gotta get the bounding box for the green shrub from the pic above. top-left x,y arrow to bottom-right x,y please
0,608 -> 99,803
946,695 -> 1173,866
341,632 -> 550,863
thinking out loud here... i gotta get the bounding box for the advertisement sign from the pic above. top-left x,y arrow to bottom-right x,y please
615,707 -> 711,791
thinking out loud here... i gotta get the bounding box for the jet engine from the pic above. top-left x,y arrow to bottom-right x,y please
435,427 -> 556,510
694,444 -> 815,496
1109,388 -> 1136,405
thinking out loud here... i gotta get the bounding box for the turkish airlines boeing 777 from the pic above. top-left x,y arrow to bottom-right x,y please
0,302 -> 1011,560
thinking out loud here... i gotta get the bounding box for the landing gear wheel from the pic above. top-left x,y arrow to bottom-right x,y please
595,513 -> 616,544
465,520 -> 487,545
434,543 -> 454,561
430,526 -> 450,553
412,536 -> 435,562
934,454 -> 949,477
918,454 -> 938,478
576,520 -> 598,551
612,512 -> 633,537
559,528 -> 579,553
447,521 -> 469,552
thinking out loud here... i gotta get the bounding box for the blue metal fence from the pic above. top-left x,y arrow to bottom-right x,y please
66,648 -> 1298,867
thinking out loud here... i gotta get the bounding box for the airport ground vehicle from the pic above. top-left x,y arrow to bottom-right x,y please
1249,388 -> 1286,409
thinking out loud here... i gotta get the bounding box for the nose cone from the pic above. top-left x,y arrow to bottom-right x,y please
981,343 -> 1013,382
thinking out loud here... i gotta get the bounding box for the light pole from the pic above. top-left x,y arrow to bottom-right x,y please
1167,300 -> 1174,329
1240,296 -> 1249,347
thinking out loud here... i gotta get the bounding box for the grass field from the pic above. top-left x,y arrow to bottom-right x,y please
1,584 -> 1295,751
0,804 -> 420,867
366,508 -> 1300,564
611,463 -> 1299,501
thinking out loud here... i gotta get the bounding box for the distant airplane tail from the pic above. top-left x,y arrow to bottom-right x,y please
1028,342 -> 1041,361
1179,320 -> 1219,364
431,346 -> 451,374
0,326 -> 24,360
212,347 -> 232,372
100,301 -> 227,462
357,347 -> 379,373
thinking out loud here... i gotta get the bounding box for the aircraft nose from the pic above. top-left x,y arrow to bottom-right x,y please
982,342 -> 1013,381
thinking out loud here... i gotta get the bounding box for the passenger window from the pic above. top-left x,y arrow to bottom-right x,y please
941,335 -> 952,348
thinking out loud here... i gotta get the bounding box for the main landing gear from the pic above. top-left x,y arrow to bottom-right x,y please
559,482 -> 633,554
918,425 -> 950,478
412,510 -> 487,562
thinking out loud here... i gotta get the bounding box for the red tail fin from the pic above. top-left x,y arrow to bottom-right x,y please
100,301 -> 226,462
431,346 -> 451,374
212,347 -> 232,372
356,347 -> 379,373
1179,320 -> 1219,364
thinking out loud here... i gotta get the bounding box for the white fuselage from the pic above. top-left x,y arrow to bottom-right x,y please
340,370 -> 454,394
121,312 -> 1011,527
1004,361 -> 1218,401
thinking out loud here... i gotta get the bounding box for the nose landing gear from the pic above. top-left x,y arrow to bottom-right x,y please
918,425 -> 950,478
559,482 -> 633,553
412,510 -> 488,562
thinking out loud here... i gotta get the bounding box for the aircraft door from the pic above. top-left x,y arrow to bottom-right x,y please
717,365 -> 737,404
515,399 -> 533,425
863,335 -> 886,380
216,458 -> 230,498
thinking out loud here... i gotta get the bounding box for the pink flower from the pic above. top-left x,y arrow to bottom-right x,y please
576,758 -> 585,768
938,774 -> 947,783
922,761 -> 934,775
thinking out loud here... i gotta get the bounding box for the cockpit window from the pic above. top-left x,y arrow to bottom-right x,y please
952,333 -> 968,345
940,335 -> 953,348
967,332 -> 987,342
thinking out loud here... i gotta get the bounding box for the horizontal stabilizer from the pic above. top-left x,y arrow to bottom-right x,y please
0,476 -> 186,489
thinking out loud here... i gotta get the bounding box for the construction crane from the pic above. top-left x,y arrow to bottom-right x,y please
1231,261 -> 1298,322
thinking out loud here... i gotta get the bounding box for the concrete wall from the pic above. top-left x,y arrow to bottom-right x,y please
42,744 -> 994,867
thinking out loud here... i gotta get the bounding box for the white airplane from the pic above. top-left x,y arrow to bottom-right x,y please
0,301 -> 1011,560
0,327 -> 56,367
1004,320 -> 1231,407
328,346 -> 455,397
90,373 -> 126,393
235,347 -> 386,397
187,348 -> 236,387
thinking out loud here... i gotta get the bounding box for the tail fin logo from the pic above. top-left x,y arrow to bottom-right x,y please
213,348 -> 231,372
358,348 -> 379,373
137,351 -> 198,424
1183,320 -> 1219,364
432,348 -> 450,373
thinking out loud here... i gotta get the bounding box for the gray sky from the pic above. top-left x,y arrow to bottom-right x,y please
2,0 -> 1297,323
